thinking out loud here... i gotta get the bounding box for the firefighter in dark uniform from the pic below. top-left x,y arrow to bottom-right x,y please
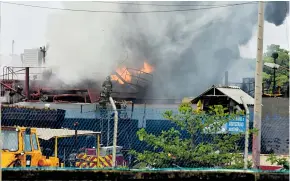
99,76 -> 113,108
99,76 -> 113,118
99,89 -> 108,109
102,76 -> 113,98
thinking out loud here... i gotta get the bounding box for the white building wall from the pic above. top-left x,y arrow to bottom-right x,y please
22,48 -> 43,80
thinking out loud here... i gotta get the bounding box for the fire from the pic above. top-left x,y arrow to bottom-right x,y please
141,62 -> 154,73
111,75 -> 124,84
111,67 -> 131,84
111,61 -> 154,84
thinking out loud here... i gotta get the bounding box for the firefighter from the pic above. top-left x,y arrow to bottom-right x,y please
99,76 -> 113,108
99,89 -> 107,108
99,76 -> 113,117
102,76 -> 113,97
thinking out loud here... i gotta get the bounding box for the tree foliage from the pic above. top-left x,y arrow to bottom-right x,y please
263,44 -> 289,89
130,103 -> 252,169
266,154 -> 289,170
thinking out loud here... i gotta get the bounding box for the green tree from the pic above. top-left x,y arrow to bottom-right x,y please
266,154 -> 289,170
263,44 -> 289,91
130,103 -> 252,169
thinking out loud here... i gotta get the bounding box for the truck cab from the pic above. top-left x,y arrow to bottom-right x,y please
99,146 -> 127,167
76,146 -> 127,168
1,126 -> 59,168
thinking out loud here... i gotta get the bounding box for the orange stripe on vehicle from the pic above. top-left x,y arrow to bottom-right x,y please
75,162 -> 81,167
85,156 -> 91,162
99,157 -> 109,167
104,156 -> 113,166
90,156 -> 98,162
77,153 -> 87,160
89,162 -> 97,168
76,161 -> 87,168
106,156 -> 113,167
81,162 -> 88,168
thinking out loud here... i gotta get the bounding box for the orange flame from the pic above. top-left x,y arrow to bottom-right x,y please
111,67 -> 131,84
111,61 -> 154,84
111,74 -> 124,84
141,62 -> 154,73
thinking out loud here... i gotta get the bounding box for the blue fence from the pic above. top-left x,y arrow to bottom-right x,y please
1,101 -> 289,169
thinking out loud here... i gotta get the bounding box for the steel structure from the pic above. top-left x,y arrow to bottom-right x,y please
0,65 -> 153,104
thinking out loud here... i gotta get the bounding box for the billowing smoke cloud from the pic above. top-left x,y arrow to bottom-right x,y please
45,2 -> 124,85
45,1 -> 288,99
113,1 -> 258,98
265,1 -> 289,26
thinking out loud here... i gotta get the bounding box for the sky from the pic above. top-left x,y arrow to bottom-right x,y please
0,1 -> 289,81
0,2 -> 62,55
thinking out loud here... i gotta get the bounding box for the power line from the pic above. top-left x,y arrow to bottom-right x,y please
1,1 -> 257,14
92,1 -> 255,7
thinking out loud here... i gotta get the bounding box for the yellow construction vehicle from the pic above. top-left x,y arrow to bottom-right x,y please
37,128 -> 102,168
1,126 -> 100,168
38,129 -> 127,168
1,126 -> 59,168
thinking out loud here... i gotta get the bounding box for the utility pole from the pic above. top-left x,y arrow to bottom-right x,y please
253,1 -> 264,169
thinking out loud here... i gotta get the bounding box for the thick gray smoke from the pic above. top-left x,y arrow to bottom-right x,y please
115,1 -> 258,98
45,1 -> 288,99
46,2 -> 124,85
265,1 -> 289,26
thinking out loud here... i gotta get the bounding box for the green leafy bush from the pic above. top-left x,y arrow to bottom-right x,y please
266,154 -> 289,170
130,103 -> 252,169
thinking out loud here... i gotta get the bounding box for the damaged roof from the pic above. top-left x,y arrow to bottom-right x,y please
191,85 -> 254,106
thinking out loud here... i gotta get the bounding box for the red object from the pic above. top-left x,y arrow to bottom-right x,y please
86,148 -> 96,155
1,77 -> 101,103
259,165 -> 283,171
88,89 -> 100,103
116,155 -> 127,166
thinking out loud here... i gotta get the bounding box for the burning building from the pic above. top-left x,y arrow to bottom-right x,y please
0,60 -> 154,104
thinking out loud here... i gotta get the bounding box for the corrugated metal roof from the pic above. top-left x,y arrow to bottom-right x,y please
216,87 -> 254,105
222,85 -> 241,89
191,85 -> 254,106
36,128 -> 100,140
